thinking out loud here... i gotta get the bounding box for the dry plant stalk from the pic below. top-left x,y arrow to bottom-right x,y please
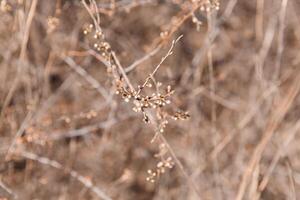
82,0 -> 191,185
80,0 -> 218,197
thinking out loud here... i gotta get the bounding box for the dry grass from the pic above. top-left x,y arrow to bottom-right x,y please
1,0 -> 300,199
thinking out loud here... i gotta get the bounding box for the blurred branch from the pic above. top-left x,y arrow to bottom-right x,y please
0,179 -> 17,199
236,71 -> 300,200
49,113 -> 135,140
192,0 -> 238,85
125,45 -> 162,73
4,75 -> 75,160
257,119 -> 300,197
20,151 -> 112,200
0,0 -> 38,125
63,56 -> 111,102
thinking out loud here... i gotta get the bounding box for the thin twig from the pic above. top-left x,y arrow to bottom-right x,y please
125,45 -> 162,73
137,35 -> 182,95
111,52 -> 135,92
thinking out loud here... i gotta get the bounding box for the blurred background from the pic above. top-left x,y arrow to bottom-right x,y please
1,0 -> 300,199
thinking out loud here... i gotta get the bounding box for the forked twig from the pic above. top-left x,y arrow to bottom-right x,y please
136,35 -> 182,95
